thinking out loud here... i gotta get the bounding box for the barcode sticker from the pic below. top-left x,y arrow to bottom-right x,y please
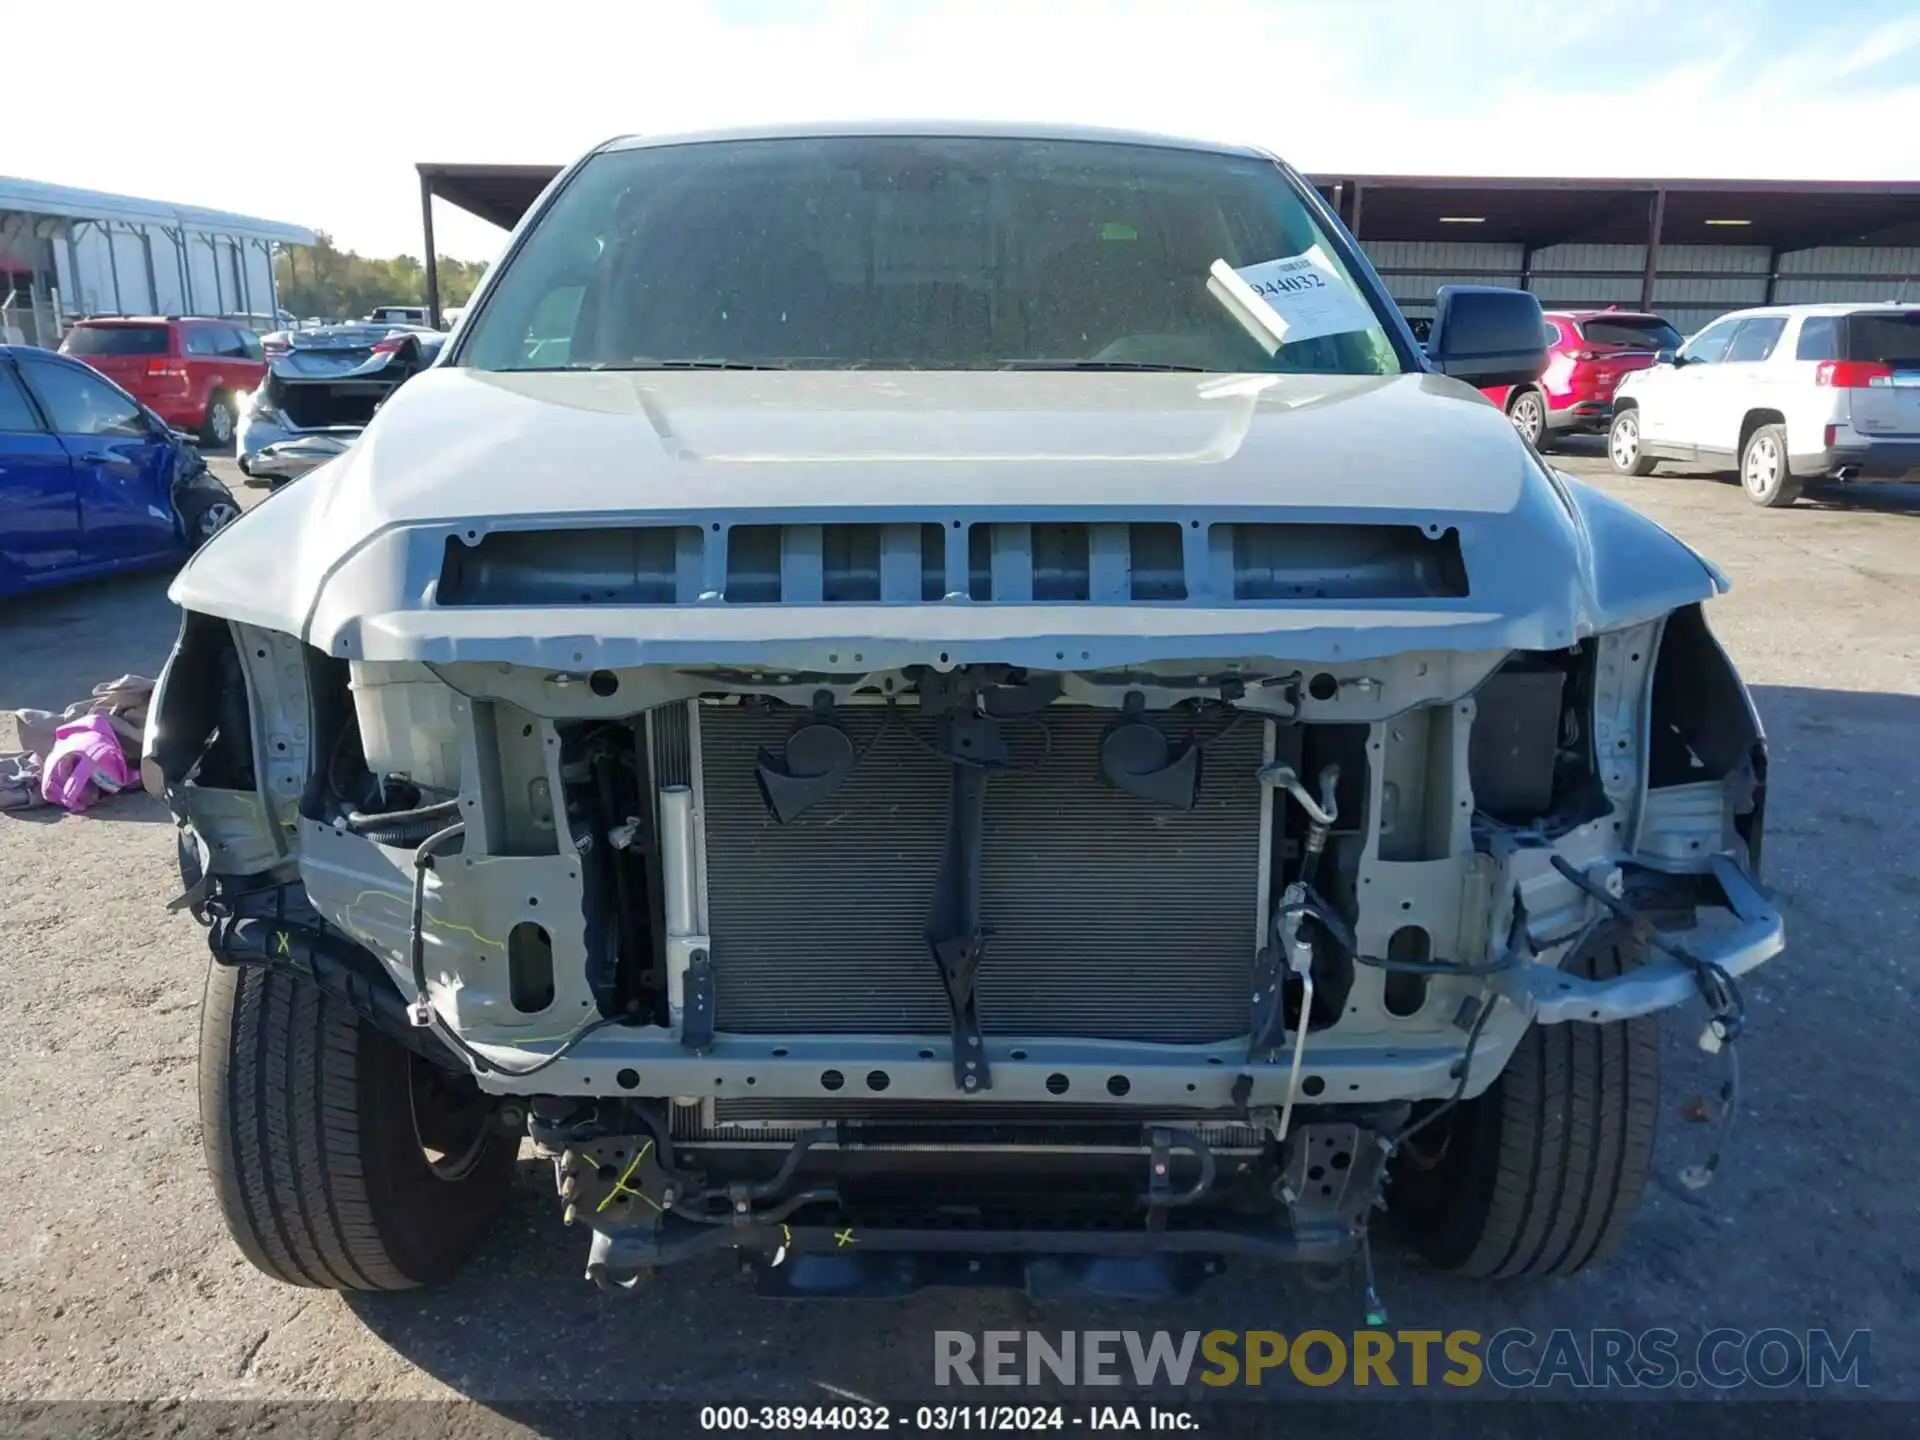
1229,247 -> 1376,344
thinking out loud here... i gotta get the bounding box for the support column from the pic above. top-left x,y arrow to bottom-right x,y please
1639,189 -> 1666,311
102,224 -> 124,313
1763,246 -> 1784,305
1348,182 -> 1365,242
1520,243 -> 1536,292
64,227 -> 84,316
420,173 -> 441,329
140,230 -> 159,314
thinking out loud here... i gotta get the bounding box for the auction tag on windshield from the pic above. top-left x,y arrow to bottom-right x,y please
1230,247 -> 1376,344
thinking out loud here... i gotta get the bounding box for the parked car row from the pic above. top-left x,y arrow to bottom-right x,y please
238,320 -> 447,483
1608,302 -> 1920,507
57,316 -> 265,447
1437,298 -> 1918,507
0,344 -> 237,601
1481,309 -> 1683,449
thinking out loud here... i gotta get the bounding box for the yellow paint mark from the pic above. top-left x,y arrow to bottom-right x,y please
342,887 -> 506,951
273,930 -> 292,958
834,1228 -> 858,1248
596,1140 -> 657,1214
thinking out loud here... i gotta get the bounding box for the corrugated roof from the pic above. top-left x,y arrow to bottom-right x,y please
0,175 -> 315,245
419,155 -> 1920,250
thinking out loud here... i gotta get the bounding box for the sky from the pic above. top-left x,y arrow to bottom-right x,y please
10,0 -> 1918,262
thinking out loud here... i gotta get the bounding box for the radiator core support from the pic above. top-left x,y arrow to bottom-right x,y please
691,700 -> 1268,1049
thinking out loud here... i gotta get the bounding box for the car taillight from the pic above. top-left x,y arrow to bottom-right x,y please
145,359 -> 187,377
371,335 -> 411,355
262,341 -> 291,359
1816,360 -> 1894,388
1824,424 -> 1838,449
1565,349 -> 1598,361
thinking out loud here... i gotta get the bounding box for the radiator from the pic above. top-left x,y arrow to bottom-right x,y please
675,703 -> 1266,1043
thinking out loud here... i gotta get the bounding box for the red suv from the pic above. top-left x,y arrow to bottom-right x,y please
1482,309 -> 1683,451
58,317 -> 267,448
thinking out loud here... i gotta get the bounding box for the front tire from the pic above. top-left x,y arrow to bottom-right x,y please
199,960 -> 516,1289
1740,423 -> 1801,507
177,487 -> 240,549
1388,924 -> 1659,1278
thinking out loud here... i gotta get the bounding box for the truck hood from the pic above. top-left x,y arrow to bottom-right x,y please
172,367 -> 1722,668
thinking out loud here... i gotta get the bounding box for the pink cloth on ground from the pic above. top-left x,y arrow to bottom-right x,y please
40,713 -> 138,813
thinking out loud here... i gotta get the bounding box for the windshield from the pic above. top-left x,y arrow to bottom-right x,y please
60,324 -> 169,357
459,136 -> 1401,376
1577,315 -> 1683,350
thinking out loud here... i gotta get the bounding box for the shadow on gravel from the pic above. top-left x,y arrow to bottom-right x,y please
0,569 -> 180,718
319,681 -> 1917,1409
1,792 -> 173,826
1795,481 -> 1920,517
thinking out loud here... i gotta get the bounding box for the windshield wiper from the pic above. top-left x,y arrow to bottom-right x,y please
622,358 -> 794,371
507,359 -> 795,373
999,360 -> 1209,372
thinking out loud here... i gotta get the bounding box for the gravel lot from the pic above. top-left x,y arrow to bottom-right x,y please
2,446 -> 1916,1406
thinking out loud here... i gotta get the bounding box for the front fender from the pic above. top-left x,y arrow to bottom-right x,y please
1555,469 -> 1725,629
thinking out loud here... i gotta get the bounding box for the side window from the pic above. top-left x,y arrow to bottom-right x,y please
1680,319 -> 1740,365
1724,317 -> 1786,364
1543,321 -> 1563,346
218,326 -> 256,358
1683,321 -> 1736,363
0,365 -> 45,432
236,328 -> 264,361
20,360 -> 149,437
184,326 -> 221,356
1794,316 -> 1840,361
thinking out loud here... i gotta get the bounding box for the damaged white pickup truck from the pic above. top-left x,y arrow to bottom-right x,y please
146,124 -> 1781,1302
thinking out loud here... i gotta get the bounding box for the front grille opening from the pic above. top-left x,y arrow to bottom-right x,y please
968,523 -> 994,601
726,525 -> 783,603
967,521 -> 1189,602
728,523 -> 944,602
1225,523 -> 1469,600
1033,523 -> 1090,601
1129,522 -> 1187,600
438,526 -> 694,606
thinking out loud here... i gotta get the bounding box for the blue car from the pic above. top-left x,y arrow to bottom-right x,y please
0,344 -> 239,602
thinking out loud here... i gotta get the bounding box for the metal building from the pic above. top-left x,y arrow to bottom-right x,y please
415,160 -> 1920,338
1316,176 -> 1920,336
0,176 -> 316,347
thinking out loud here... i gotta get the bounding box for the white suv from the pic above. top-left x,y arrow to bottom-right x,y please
1609,302 -> 1920,506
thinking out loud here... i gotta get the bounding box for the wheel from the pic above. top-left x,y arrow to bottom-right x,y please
1739,423 -> 1801,508
177,487 -> 241,548
1607,408 -> 1659,476
199,959 -> 516,1289
200,393 -> 237,449
1387,923 -> 1659,1278
1506,389 -> 1547,449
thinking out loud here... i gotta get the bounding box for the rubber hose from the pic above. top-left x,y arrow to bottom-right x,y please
355,814 -> 459,848
344,796 -> 463,835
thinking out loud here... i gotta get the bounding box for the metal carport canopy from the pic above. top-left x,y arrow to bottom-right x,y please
415,159 -> 1920,322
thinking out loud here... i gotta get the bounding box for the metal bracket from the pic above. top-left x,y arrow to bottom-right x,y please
680,948 -> 715,1051
926,719 -> 1001,1093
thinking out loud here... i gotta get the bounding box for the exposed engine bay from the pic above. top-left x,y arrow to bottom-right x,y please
151,606 -> 1778,1296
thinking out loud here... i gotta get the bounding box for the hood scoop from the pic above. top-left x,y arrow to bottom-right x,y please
434,518 -> 1468,608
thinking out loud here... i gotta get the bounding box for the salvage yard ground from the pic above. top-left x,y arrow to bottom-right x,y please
2,446 -> 1916,1404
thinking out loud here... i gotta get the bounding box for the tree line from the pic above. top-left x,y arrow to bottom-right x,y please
274,233 -> 489,322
